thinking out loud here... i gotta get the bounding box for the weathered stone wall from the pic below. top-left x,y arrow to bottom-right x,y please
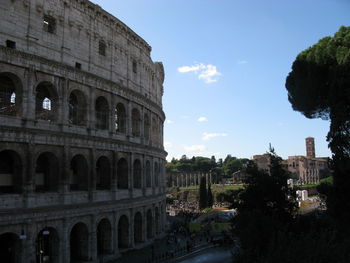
0,0 -> 167,262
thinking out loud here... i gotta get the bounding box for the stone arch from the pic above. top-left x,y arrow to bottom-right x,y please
35,152 -> 59,192
155,207 -> 160,235
133,159 -> 142,189
134,212 -> 143,244
144,113 -> 150,140
0,72 -> 23,116
70,222 -> 89,262
131,108 -> 141,137
96,156 -> 111,190
117,158 -> 128,189
118,215 -> 129,248
146,161 -> 151,188
0,232 -> 22,263
70,155 -> 89,191
35,227 -> 59,263
0,150 -> 23,194
115,103 -> 126,133
146,209 -> 153,239
154,162 -> 159,187
95,96 -> 109,130
68,89 -> 87,126
97,218 -> 112,256
35,82 -> 58,122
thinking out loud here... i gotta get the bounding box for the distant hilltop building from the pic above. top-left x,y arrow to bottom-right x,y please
251,137 -> 330,185
0,1 -> 166,262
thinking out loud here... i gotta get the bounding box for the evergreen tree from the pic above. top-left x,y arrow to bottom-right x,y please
207,183 -> 213,208
199,176 -> 207,209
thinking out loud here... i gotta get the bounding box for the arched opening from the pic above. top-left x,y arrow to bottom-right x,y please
96,156 -> 111,190
36,228 -> 59,263
0,73 -> 22,116
70,155 -> 88,191
146,161 -> 151,188
131,108 -> 141,137
154,162 -> 159,187
35,152 -> 59,192
117,158 -> 128,189
95,96 -> 109,130
69,90 -> 87,126
134,212 -> 143,244
0,150 -> 22,194
152,117 -> 158,144
155,207 -> 160,235
115,103 -> 126,133
144,114 -> 150,140
35,82 -> 58,122
97,219 -> 112,256
70,223 -> 89,262
98,40 -> 106,56
0,232 -> 21,263
146,209 -> 153,239
133,159 -> 142,189
118,215 -> 129,249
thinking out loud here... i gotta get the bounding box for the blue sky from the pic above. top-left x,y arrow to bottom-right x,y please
91,0 -> 350,161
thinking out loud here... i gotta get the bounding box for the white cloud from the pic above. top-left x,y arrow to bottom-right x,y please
164,141 -> 173,148
202,132 -> 228,141
197,117 -> 208,122
166,120 -> 174,124
184,145 -> 207,152
237,60 -> 248,64
177,63 -> 221,84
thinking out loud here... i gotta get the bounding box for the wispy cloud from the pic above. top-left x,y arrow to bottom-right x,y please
202,132 -> 228,141
178,63 -> 222,83
166,120 -> 174,124
164,141 -> 173,148
184,145 -> 207,152
197,117 -> 208,122
237,60 -> 248,64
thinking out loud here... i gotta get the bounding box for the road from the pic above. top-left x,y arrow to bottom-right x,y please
178,246 -> 233,263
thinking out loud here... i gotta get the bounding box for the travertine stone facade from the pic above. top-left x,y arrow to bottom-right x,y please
0,0 -> 166,262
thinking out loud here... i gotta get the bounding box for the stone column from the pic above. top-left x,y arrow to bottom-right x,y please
129,153 -> 134,198
129,208 -> 135,248
61,219 -> 69,263
90,215 -> 97,261
89,149 -> 96,201
142,207 -> 147,242
88,85 -> 96,131
140,106 -> 145,144
127,101 -> 132,138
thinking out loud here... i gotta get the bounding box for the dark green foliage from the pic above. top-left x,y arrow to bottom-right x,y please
233,151 -> 297,221
199,176 -> 207,210
286,26 -> 350,222
207,183 -> 213,207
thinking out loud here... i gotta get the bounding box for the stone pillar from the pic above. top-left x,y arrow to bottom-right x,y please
88,86 -> 96,131
127,101 -> 132,137
61,219 -> 69,263
90,215 -> 97,261
129,208 -> 135,248
140,106 -> 145,144
129,153 -> 134,198
142,207 -> 147,242
59,77 -> 69,126
89,149 -> 96,201
24,66 -> 36,120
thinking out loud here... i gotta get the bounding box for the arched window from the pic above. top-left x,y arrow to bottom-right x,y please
154,162 -> 159,187
96,156 -> 111,190
118,216 -> 129,248
0,73 -> 22,116
97,219 -> 112,256
134,212 -> 143,243
115,103 -> 126,133
95,96 -> 109,130
0,150 -> 22,194
70,223 -> 89,261
35,152 -> 59,192
133,159 -> 142,189
70,155 -> 88,191
146,209 -> 153,239
117,158 -> 128,189
132,108 -> 141,137
144,114 -> 150,140
152,117 -> 158,144
146,161 -> 151,188
99,40 -> 106,56
69,90 -> 87,126
35,82 -> 58,122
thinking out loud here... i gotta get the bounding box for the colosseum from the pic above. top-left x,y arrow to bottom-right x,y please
0,0 -> 166,262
